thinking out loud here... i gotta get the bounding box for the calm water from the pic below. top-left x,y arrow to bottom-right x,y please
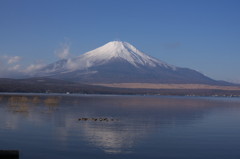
0,94 -> 240,159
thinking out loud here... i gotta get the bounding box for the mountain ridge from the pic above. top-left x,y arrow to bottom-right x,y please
39,41 -> 176,75
34,41 -> 232,85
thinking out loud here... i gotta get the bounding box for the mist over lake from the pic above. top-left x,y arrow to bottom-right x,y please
0,94 -> 240,159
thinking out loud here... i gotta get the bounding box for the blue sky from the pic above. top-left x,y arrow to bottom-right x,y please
0,0 -> 240,83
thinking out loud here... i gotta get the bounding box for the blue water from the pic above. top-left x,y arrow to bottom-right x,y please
0,94 -> 240,159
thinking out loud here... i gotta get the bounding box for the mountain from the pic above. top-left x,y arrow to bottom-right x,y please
37,41 -> 229,85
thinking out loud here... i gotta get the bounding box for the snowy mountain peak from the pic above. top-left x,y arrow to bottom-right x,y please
75,41 -> 176,69
97,41 -> 139,54
41,41 -> 177,74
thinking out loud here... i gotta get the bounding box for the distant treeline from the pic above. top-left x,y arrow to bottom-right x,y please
0,78 -> 240,97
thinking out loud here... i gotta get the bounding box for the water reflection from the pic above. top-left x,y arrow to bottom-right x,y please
44,97 -> 60,106
0,95 -> 240,158
32,96 -> 40,104
43,97 -> 61,113
7,96 -> 31,114
80,121 -> 147,153
3,95 -> 61,114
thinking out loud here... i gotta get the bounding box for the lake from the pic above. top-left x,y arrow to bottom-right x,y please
0,94 -> 240,159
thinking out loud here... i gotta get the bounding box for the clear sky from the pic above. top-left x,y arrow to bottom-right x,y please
0,0 -> 240,83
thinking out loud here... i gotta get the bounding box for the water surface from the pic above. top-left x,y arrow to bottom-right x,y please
0,94 -> 240,159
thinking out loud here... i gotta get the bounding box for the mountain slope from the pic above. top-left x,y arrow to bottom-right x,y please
40,41 -> 175,74
38,41 -> 229,85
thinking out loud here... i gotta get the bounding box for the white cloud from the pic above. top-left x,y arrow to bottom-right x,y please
55,43 -> 71,59
0,55 -> 22,65
66,58 -> 78,70
0,55 -> 23,77
0,39 -> 76,78
7,56 -> 21,64
0,55 -> 47,77
0,65 -> 22,78
24,63 -> 46,73
8,64 -> 21,71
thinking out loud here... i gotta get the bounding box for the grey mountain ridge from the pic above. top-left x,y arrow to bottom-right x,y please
37,41 -> 231,85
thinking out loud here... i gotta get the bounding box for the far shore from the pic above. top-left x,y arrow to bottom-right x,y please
95,83 -> 240,91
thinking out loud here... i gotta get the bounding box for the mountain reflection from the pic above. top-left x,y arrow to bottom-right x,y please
80,121 -> 147,154
1,95 -> 240,155
67,96 -> 240,154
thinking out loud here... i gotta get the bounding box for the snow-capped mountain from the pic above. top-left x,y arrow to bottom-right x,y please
42,41 -> 175,73
38,41 -> 224,84
77,41 -> 176,69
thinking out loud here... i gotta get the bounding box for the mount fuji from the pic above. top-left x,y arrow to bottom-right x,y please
37,41 -> 227,85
